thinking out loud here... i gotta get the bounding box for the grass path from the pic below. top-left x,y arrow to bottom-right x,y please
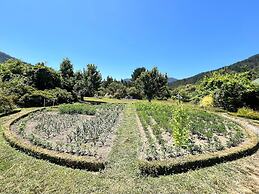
0,105 -> 259,193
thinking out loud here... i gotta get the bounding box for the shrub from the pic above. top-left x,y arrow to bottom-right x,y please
18,88 -> 75,107
59,103 -> 96,115
236,107 -> 259,120
0,93 -> 15,113
199,72 -> 256,112
170,103 -> 190,147
200,95 -> 214,107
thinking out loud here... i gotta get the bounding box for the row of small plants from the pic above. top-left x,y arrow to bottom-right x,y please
58,103 -> 97,115
136,102 -> 245,161
14,104 -> 124,158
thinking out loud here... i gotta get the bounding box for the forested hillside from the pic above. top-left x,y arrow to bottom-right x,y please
172,54 -> 259,88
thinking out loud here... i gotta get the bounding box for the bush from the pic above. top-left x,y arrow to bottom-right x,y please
18,88 -> 75,107
200,95 -> 214,107
0,93 -> 15,113
236,107 -> 259,120
59,103 -> 96,115
171,84 -> 198,103
199,72 -> 256,112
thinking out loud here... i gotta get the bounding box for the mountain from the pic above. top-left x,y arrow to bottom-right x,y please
0,51 -> 14,63
171,54 -> 259,88
168,77 -> 178,85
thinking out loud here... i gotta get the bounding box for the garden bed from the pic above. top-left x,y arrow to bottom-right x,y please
136,102 -> 259,175
4,104 -> 124,171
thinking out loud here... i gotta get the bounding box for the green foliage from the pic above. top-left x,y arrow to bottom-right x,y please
200,95 -> 214,107
60,58 -> 75,92
73,64 -> 102,99
170,103 -> 190,147
126,86 -> 144,99
102,76 -> 114,88
60,58 -> 74,78
136,102 -> 245,160
106,82 -> 127,99
137,67 -> 169,102
131,67 -> 146,81
236,107 -> 259,120
0,93 -> 15,113
199,72 -> 256,111
252,78 -> 259,85
84,64 -> 102,97
171,84 -> 199,102
0,59 -> 33,82
18,88 -> 74,107
32,63 -> 61,90
58,103 -> 96,115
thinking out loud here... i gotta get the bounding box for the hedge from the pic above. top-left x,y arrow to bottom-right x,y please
138,116 -> 259,176
0,109 -> 21,118
2,108 -> 105,171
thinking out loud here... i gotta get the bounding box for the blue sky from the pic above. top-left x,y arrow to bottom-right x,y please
1,0 -> 259,79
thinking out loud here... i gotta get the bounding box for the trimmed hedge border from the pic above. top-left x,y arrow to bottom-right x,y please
138,116 -> 259,176
2,108 -> 105,171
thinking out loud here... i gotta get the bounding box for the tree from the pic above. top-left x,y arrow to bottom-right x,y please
33,63 -> 61,90
72,65 -> 102,99
138,67 -> 168,102
60,58 -> 74,92
84,64 -> 102,97
106,82 -> 127,99
102,76 -> 114,88
73,71 -> 86,101
131,67 -> 146,81
126,86 -> 144,99
60,58 -> 74,78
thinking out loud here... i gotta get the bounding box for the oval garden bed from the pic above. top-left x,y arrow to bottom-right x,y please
136,102 -> 259,176
4,103 -> 124,171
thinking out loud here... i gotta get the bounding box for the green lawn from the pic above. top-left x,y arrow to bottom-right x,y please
0,105 -> 259,193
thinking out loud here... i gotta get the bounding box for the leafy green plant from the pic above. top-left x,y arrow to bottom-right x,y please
170,103 -> 190,147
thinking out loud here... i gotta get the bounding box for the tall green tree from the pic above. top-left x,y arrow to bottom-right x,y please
138,67 -> 168,102
60,58 -> 74,92
84,64 -> 102,97
73,65 -> 102,99
60,58 -> 74,78
131,67 -> 146,81
32,63 -> 61,90
102,76 -> 114,88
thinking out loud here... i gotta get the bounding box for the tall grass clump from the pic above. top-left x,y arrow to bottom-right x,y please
59,103 -> 96,115
236,107 -> 259,120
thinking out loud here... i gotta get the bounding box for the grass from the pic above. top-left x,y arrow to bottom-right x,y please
0,105 -> 259,193
236,107 -> 259,120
